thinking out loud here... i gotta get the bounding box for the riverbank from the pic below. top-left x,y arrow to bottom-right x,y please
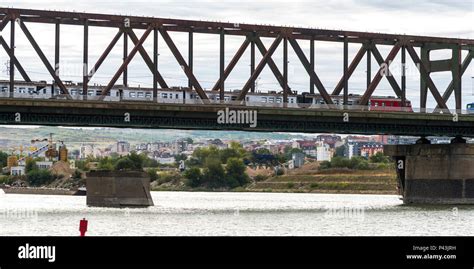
151,162 -> 398,195
247,168 -> 397,194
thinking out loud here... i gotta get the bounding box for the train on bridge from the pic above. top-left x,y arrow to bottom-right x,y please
0,80 -> 413,112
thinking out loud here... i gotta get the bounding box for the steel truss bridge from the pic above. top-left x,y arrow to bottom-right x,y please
0,8 -> 473,136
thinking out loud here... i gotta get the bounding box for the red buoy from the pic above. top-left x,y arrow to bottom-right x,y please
79,218 -> 88,237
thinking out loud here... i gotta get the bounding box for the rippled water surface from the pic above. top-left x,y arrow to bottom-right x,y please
0,191 -> 472,236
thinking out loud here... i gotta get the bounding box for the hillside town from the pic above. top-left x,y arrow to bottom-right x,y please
0,133 -> 457,181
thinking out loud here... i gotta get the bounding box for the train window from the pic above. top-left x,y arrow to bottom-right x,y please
71,90 -> 77,95
224,96 -> 230,101
28,88 -> 35,94
129,92 -> 136,98
145,93 -> 151,98
276,98 -> 282,103
88,90 -> 94,96
170,93 -> 173,99
1,86 -> 7,92
246,97 -> 249,102
19,87 -> 26,93
231,96 -> 237,101
176,94 -> 179,99
43,88 -> 47,94
137,92 -> 144,98
96,90 -> 102,96
374,102 -> 378,107
162,93 -> 168,98
268,97 -> 274,103
261,97 -> 267,103
382,102 -> 385,107
290,98 -> 294,103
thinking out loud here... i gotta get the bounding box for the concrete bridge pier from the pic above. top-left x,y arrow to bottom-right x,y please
86,171 -> 154,207
384,138 -> 474,204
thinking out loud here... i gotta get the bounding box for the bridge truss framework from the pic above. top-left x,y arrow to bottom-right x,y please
0,7 -> 473,111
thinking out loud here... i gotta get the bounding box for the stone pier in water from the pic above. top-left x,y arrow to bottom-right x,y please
384,141 -> 474,204
86,171 -> 154,207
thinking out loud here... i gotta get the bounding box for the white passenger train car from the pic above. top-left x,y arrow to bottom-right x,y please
1,80 -> 411,112
0,80 -> 299,106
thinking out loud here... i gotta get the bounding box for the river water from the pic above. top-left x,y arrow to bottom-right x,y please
0,191 -> 472,236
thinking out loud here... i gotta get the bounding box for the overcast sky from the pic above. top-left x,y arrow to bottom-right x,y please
0,0 -> 473,109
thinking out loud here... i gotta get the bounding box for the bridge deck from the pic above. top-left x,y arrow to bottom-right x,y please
0,98 -> 473,137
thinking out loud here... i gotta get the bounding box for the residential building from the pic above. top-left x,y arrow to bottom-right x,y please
316,141 -> 333,161
36,161 -> 53,170
292,140 -> 317,157
360,144 -> 384,158
10,166 -> 25,176
116,141 -> 130,155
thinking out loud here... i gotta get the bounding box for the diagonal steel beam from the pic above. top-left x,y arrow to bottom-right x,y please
87,29 -> 123,82
254,36 -> 292,94
237,35 -> 282,101
0,14 -> 9,31
288,38 -> 334,105
17,19 -> 71,98
405,45 -> 448,110
370,44 -> 403,97
332,45 -> 367,95
359,43 -> 401,106
435,50 -> 473,109
127,29 -> 168,89
212,37 -> 251,91
0,36 -> 31,82
159,27 -> 208,100
100,26 -> 153,99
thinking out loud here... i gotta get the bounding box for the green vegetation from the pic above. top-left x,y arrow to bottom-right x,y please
369,152 -> 391,163
183,167 -> 202,188
155,171 -> 182,185
22,159 -> 55,186
0,151 -> 8,168
253,174 -> 268,182
27,169 -> 55,186
320,152 -> 392,171
320,156 -> 372,170
80,152 -> 160,172
25,159 -> 38,173
183,144 -> 249,189
146,168 -> 159,182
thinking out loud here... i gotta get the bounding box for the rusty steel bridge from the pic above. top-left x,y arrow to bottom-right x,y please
0,8 -> 473,136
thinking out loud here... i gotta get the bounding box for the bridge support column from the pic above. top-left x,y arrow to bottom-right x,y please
86,171 -> 154,207
385,142 -> 474,204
